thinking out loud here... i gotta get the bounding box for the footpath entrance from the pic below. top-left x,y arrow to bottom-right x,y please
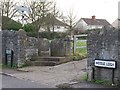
72,34 -> 87,54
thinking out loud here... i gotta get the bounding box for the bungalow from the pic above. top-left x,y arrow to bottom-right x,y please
75,16 -> 112,32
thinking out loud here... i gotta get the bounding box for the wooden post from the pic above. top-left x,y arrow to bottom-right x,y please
73,35 -> 76,54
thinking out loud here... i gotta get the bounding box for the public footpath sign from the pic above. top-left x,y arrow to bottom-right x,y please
95,60 -> 116,69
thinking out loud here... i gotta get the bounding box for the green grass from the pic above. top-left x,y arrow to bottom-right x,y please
76,41 -> 87,47
1,63 -> 18,68
76,48 -> 87,56
82,73 -> 88,81
94,79 -> 112,86
71,39 -> 87,60
71,40 -> 87,56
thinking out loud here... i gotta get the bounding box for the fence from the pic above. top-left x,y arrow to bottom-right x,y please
72,34 -> 87,54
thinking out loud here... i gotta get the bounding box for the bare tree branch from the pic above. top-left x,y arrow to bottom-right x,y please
1,0 -> 18,18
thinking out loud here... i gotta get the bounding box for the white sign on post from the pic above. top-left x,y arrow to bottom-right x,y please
95,60 -> 116,69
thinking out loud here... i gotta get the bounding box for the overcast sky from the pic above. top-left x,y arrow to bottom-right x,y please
54,0 -> 119,24
12,0 -> 120,24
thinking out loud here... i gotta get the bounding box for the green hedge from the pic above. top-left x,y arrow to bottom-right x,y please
39,32 -> 67,39
2,16 -> 22,31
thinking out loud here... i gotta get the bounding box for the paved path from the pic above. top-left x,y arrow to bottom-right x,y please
2,59 -> 117,88
2,59 -> 87,88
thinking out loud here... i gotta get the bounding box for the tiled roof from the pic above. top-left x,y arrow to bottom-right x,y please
33,14 -> 68,27
51,17 -> 68,26
82,18 -> 111,26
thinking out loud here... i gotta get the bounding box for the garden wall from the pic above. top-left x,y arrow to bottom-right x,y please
87,27 -> 120,85
2,29 -> 71,67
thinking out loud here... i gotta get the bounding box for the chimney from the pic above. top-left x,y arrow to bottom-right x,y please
92,15 -> 96,20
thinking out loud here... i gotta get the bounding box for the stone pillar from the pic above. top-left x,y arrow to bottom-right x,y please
50,38 -> 65,57
87,28 -> 120,85
17,29 -> 27,67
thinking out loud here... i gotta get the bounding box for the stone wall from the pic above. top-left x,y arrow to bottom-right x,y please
2,30 -> 39,67
87,27 -> 120,85
50,38 -> 71,57
2,30 -> 71,67
38,38 -> 50,56
2,30 -> 18,65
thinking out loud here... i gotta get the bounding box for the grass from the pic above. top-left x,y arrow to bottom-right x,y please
2,63 -> 18,68
71,39 -> 87,55
94,79 -> 112,86
76,48 -> 87,56
82,73 -> 88,81
76,41 -> 87,46
71,39 -> 87,60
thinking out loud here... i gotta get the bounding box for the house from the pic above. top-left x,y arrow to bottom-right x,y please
75,16 -> 112,32
112,18 -> 120,29
38,14 -> 68,33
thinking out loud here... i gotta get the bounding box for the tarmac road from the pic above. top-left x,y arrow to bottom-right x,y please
2,74 -> 51,88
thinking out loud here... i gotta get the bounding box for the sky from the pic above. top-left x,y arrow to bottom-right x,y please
53,0 -> 119,24
10,0 -> 120,24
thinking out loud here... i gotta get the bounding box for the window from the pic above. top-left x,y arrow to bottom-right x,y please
57,26 -> 60,29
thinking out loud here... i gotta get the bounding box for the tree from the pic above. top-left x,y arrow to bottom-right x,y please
50,2 -> 60,32
1,0 -> 18,18
23,0 -> 62,33
23,0 -> 54,32
61,8 -> 78,35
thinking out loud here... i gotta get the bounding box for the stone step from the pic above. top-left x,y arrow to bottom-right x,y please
29,57 -> 72,66
31,57 -> 67,62
30,61 -> 57,66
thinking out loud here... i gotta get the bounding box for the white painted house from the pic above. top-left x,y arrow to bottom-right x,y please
39,16 -> 68,33
112,18 -> 120,29
75,16 -> 112,32
50,18 -> 68,32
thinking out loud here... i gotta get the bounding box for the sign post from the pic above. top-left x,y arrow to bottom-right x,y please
5,49 -> 14,67
94,59 -> 117,85
16,6 -> 30,27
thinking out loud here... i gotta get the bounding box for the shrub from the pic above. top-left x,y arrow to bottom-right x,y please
72,52 -> 86,61
24,24 -> 36,32
39,32 -> 67,40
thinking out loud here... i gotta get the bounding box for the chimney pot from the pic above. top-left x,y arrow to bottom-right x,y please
92,15 -> 96,20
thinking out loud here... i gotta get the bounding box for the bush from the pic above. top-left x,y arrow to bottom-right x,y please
2,16 -> 22,31
26,32 -> 38,37
39,32 -> 67,40
24,24 -> 36,32
72,52 -> 86,61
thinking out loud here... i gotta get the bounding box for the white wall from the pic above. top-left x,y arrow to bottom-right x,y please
76,19 -> 103,30
50,25 -> 67,32
39,25 -> 68,32
75,19 -> 88,30
87,25 -> 103,30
